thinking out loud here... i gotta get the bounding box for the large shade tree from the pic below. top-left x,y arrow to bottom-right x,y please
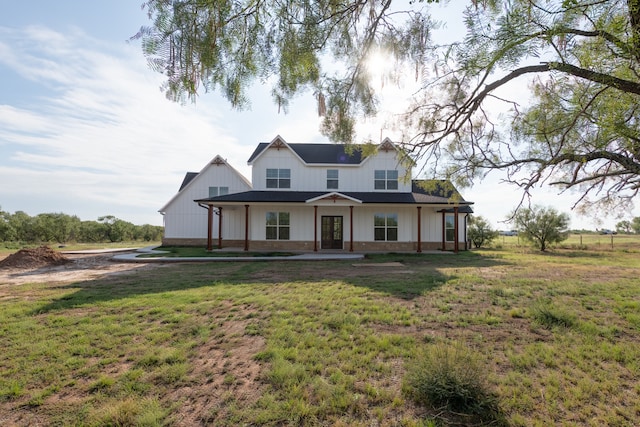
136,0 -> 640,211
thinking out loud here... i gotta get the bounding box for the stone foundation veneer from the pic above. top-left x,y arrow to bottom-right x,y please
162,238 -> 468,252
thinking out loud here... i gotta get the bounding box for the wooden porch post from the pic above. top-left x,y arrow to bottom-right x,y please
217,207 -> 223,249
207,205 -> 213,251
314,206 -> 318,252
417,206 -> 422,253
349,206 -> 354,252
244,204 -> 249,251
454,206 -> 459,253
441,210 -> 446,251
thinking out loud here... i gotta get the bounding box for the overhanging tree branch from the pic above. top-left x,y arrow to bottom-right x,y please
466,63 -> 640,116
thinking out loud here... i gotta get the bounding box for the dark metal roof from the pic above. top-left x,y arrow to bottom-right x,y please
196,181 -> 473,211
198,191 -> 324,203
441,206 -> 474,214
412,180 -> 465,200
248,143 -> 365,164
179,172 -> 199,191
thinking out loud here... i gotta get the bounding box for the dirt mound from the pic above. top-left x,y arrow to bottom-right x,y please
0,246 -> 71,269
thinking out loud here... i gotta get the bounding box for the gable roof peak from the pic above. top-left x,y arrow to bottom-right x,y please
268,135 -> 289,149
378,137 -> 397,152
210,155 -> 227,166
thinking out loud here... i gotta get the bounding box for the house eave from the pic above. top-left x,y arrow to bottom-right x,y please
305,192 -> 363,204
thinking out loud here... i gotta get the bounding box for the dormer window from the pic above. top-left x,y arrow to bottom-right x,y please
327,169 -> 339,189
266,168 -> 291,188
374,170 -> 398,190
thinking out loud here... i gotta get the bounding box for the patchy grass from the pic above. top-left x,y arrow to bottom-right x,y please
1,246 -> 639,425
529,300 -> 577,329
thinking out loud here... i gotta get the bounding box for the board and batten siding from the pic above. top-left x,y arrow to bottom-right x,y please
162,161 -> 251,240
250,146 -> 412,192
418,207 -> 468,244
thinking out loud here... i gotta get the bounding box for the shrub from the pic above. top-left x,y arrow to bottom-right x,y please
468,216 -> 499,248
403,342 -> 503,424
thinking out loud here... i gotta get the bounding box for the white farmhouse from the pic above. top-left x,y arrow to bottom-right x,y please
159,155 -> 252,245
160,136 -> 473,252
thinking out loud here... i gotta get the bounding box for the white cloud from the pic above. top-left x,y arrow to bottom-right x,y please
0,26 -> 266,224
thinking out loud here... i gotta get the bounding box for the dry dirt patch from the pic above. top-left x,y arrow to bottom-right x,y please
0,247 -> 158,287
167,301 -> 266,426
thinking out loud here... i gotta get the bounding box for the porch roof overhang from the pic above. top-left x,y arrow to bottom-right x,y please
195,190 -> 474,211
305,192 -> 363,204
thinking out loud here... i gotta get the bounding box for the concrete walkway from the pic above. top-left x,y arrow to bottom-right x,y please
61,248 -> 141,254
111,246 -> 365,262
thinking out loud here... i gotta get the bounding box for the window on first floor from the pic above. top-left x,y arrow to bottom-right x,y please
374,170 -> 398,190
266,212 -> 290,240
208,186 -> 229,197
327,169 -> 339,189
374,213 -> 398,241
445,214 -> 455,242
266,168 -> 291,188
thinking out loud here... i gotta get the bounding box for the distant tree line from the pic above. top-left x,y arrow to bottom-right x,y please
0,208 -> 163,244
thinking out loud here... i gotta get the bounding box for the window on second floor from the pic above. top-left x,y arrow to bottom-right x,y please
374,213 -> 398,241
374,170 -> 398,190
266,168 -> 291,188
208,186 -> 229,197
327,169 -> 339,189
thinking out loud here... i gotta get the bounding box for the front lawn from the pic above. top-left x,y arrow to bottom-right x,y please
1,247 -> 639,425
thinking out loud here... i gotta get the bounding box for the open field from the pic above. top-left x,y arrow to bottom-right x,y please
495,232 -> 640,251
1,242 -> 639,426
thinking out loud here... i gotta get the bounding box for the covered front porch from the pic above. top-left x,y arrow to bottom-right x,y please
197,191 -> 471,253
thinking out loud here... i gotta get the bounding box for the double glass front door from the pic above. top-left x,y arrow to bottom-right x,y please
321,216 -> 343,249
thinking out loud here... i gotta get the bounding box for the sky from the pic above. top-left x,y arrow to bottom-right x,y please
0,1 -> 636,230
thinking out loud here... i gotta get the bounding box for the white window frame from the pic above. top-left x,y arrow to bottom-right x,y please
445,214 -> 455,242
374,170 -> 398,190
266,169 -> 291,189
266,212 -> 290,240
208,186 -> 229,197
374,213 -> 398,241
327,169 -> 339,189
